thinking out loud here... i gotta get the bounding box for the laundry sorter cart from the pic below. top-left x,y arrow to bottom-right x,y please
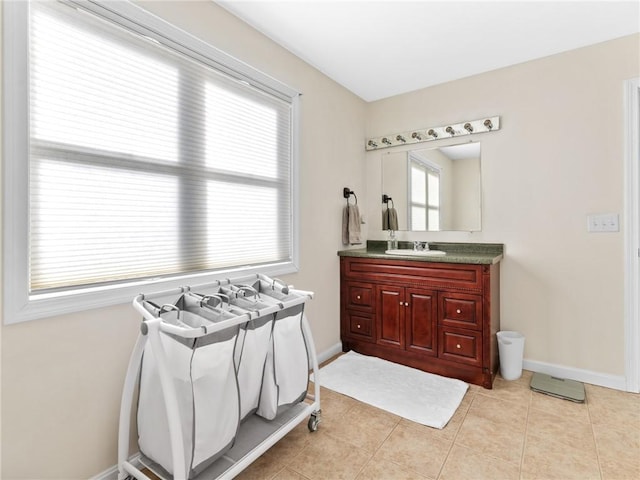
117,274 -> 321,480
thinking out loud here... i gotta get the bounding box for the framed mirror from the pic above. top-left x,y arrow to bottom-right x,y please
381,142 -> 481,232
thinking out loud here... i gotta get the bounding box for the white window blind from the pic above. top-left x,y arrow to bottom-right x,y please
3,1 -> 299,322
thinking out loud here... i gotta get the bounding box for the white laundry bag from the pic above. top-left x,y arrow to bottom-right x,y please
217,287 -> 274,421
230,281 -> 310,420
137,301 -> 240,479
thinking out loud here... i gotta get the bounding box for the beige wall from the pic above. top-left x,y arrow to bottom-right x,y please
0,2 -> 366,478
365,34 -> 640,377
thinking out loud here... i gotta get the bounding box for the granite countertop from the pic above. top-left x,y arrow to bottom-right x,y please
338,241 -> 504,265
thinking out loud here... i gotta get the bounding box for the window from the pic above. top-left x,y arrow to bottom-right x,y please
3,1 -> 299,323
408,153 -> 441,231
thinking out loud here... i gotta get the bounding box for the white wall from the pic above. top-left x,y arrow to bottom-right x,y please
0,2 -> 366,478
365,34 -> 640,380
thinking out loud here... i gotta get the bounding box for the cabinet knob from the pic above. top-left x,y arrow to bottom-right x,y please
456,344 -> 461,349
456,309 -> 461,314
357,324 -> 361,329
356,295 -> 361,299
405,302 -> 409,307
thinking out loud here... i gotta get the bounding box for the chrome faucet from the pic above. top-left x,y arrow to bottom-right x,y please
413,241 -> 429,251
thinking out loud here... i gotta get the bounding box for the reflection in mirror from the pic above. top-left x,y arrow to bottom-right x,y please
381,142 -> 481,232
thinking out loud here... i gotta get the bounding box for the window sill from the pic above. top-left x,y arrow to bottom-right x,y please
4,261 -> 299,325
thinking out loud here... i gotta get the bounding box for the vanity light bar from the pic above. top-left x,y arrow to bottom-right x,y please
365,116 -> 500,151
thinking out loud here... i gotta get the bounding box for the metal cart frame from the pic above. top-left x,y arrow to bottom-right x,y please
117,274 -> 321,480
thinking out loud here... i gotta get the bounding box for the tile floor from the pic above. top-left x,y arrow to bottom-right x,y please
234,368 -> 640,480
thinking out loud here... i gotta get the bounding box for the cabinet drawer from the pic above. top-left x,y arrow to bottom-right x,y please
440,293 -> 483,330
439,328 -> 482,366
345,282 -> 374,311
347,312 -> 374,340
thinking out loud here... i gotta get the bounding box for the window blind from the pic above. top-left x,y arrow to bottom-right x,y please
28,1 -> 294,293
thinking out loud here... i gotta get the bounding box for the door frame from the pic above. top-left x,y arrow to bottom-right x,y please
624,77 -> 639,393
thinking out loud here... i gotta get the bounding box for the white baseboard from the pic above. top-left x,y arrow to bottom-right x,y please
523,358 -> 627,391
90,453 -> 142,480
316,342 -> 343,364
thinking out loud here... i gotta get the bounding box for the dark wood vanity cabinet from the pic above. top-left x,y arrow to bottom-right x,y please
340,256 -> 500,388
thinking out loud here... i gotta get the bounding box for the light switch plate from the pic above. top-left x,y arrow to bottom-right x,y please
587,213 -> 619,232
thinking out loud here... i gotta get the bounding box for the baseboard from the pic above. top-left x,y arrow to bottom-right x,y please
90,453 -> 142,480
316,342 -> 343,364
523,358 -> 627,391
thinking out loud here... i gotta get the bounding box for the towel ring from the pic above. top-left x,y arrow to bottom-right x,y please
343,187 -> 358,205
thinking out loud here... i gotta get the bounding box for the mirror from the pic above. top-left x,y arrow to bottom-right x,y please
381,142 -> 481,231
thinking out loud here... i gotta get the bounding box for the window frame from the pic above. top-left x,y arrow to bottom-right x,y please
2,0 -> 300,324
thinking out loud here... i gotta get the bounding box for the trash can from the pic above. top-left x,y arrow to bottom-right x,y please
497,331 -> 525,380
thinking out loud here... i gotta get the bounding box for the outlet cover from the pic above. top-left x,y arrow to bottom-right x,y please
587,213 -> 619,232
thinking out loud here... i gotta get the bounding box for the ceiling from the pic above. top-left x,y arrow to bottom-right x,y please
216,1 -> 640,102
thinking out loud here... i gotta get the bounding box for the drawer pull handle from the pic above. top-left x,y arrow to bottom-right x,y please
456,309 -> 461,314
456,344 -> 461,349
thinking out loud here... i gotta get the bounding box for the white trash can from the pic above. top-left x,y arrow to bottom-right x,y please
497,331 -> 525,380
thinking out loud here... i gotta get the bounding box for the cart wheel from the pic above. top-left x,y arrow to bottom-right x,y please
308,414 -> 320,432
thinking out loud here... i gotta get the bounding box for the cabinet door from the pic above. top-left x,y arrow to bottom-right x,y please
376,285 -> 404,348
405,288 -> 437,356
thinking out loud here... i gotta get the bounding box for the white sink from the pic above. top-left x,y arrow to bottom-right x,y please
385,249 -> 446,257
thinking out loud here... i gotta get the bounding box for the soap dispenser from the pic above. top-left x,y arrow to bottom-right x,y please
387,230 -> 398,250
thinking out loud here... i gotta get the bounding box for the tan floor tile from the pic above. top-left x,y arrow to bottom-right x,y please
315,389 -> 361,424
454,393 -> 528,464
455,413 -> 525,465
355,456 -> 430,480
526,408 -> 597,452
521,434 -> 601,480
586,384 -> 640,428
529,390 -> 590,424
375,422 -> 452,479
287,432 -> 372,480
266,420 -> 315,464
592,422 -> 640,480
482,370 -> 534,405
323,401 -> 401,452
273,467 -> 312,480
468,392 -> 529,425
235,452 -> 287,480
439,444 -> 520,480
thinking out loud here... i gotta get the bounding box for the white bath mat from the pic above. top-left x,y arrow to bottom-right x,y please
311,351 -> 468,429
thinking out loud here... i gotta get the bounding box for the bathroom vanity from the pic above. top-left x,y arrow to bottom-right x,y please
338,242 -> 503,389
